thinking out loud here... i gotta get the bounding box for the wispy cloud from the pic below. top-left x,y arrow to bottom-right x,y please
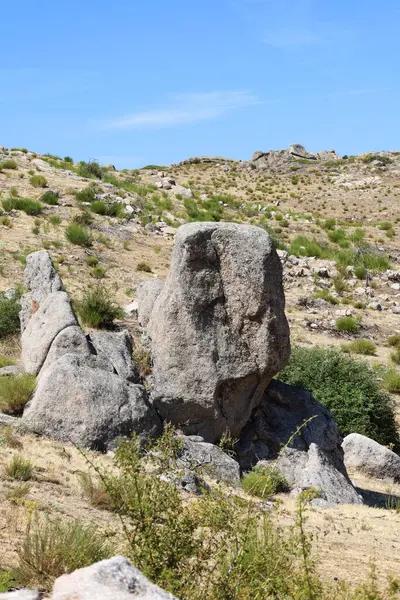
97,91 -> 261,130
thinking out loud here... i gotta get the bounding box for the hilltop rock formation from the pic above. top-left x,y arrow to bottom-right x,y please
141,222 -> 290,442
247,145 -> 341,172
20,251 -> 161,450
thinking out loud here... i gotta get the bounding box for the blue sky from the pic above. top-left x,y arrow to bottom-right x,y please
1,0 -> 399,168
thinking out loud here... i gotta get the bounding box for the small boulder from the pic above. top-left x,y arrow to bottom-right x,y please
178,436 -> 241,485
21,292 -> 78,374
0,365 -> 25,377
342,433 -> 400,482
22,355 -> 161,450
50,556 -> 178,600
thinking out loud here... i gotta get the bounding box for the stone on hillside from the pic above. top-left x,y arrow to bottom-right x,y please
342,433 -> 400,482
39,326 -> 90,377
238,380 -> 361,505
136,280 -> 164,328
20,250 -> 62,330
51,556 -> 178,600
0,365 -> 25,376
0,591 -> 39,600
178,436 -> 240,485
89,330 -> 139,382
252,151 -> 266,161
22,354 -> 161,450
289,144 -> 316,160
21,292 -> 78,374
145,222 -> 290,443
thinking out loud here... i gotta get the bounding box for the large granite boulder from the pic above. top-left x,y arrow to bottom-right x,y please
342,433 -> 400,482
22,355 -> 161,450
21,292 -> 78,374
136,280 -> 164,328
144,222 -> 290,443
89,330 -> 139,382
238,380 -> 362,505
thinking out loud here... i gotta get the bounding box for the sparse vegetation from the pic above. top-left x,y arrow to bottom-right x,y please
0,294 -> 21,339
29,174 -> 47,188
0,374 -> 36,415
65,223 -> 92,247
4,455 -> 33,481
2,197 -> 43,215
341,339 -> 376,355
40,190 -> 59,205
242,464 -> 289,498
336,316 -> 361,333
137,261 -> 152,273
76,285 -> 123,328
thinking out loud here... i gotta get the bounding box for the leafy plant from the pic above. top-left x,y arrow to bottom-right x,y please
0,295 -> 21,339
0,374 -> 36,415
76,285 -> 123,328
278,346 -> 399,446
65,223 -> 92,247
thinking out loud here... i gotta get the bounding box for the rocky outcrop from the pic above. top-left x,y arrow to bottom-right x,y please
178,436 -> 241,485
238,380 -> 362,505
22,354 -> 161,450
136,280 -> 164,328
342,433 -> 400,482
0,557 -> 178,600
143,222 -> 290,443
19,251 -> 161,450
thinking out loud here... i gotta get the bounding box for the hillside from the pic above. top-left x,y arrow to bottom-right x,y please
1,144 -> 400,597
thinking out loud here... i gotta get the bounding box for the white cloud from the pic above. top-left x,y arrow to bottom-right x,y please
97,91 -> 261,130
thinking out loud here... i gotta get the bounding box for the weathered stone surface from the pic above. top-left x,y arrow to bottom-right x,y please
51,556 -> 178,600
22,355 -> 161,450
0,365 -> 25,376
20,250 -> 62,331
289,144 -> 316,160
89,330 -> 139,382
0,591 -> 39,600
178,436 -> 240,485
136,280 -> 164,328
146,222 -> 290,442
21,292 -> 78,374
238,380 -> 361,505
39,326 -> 91,377
342,433 -> 400,482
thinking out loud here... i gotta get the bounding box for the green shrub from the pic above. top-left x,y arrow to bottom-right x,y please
65,223 -> 92,247
354,265 -> 367,280
137,261 -> 152,273
49,215 -> 61,226
75,187 -> 97,204
0,295 -> 20,339
0,159 -> 18,170
76,285 -> 123,328
40,191 -> 58,205
90,265 -> 106,279
384,369 -> 400,394
390,348 -> 400,365
90,200 -> 108,215
13,517 -> 111,591
242,464 -> 289,499
0,571 -> 14,593
379,221 -> 393,231
313,290 -> 338,305
64,156 -> 73,163
341,339 -> 376,355
278,346 -> 399,445
328,228 -> 348,246
29,175 -> 47,188
77,161 -> 103,179
0,355 -> 16,368
4,455 -> 33,481
289,235 -> 332,259
85,255 -> 99,266
323,218 -> 336,230
336,316 -> 360,333
0,374 -> 36,415
2,197 -> 43,215
388,335 -> 400,348
73,211 -> 93,226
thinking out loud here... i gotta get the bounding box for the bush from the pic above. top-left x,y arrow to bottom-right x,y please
77,161 -> 103,179
90,200 -> 107,215
336,316 -> 360,333
0,159 -> 17,170
40,191 -> 58,205
64,156 -> 73,163
90,265 -> 106,279
323,218 -> 336,230
14,517 -> 111,591
242,464 -> 289,499
137,261 -> 152,273
355,265 -> 367,280
384,369 -> 400,394
328,228 -> 347,246
390,348 -> 400,365
2,197 -> 43,215
0,374 -> 36,415
65,223 -> 92,247
341,339 -> 376,355
29,175 -> 47,188
388,335 -> 400,348
313,290 -> 338,305
85,255 -> 99,266
75,187 -> 97,204
289,235 -> 332,259
76,285 -> 123,328
4,455 -> 33,481
73,211 -> 93,226
278,346 -> 399,446
0,295 -> 20,339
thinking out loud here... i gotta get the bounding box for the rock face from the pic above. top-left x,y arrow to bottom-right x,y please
22,355 -> 161,450
0,557 -> 178,600
20,250 -> 62,331
178,436 -> 241,485
144,222 -> 290,443
238,380 -> 362,505
342,433 -> 400,482
22,292 -> 78,375
136,280 -> 164,328
20,251 -> 161,450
